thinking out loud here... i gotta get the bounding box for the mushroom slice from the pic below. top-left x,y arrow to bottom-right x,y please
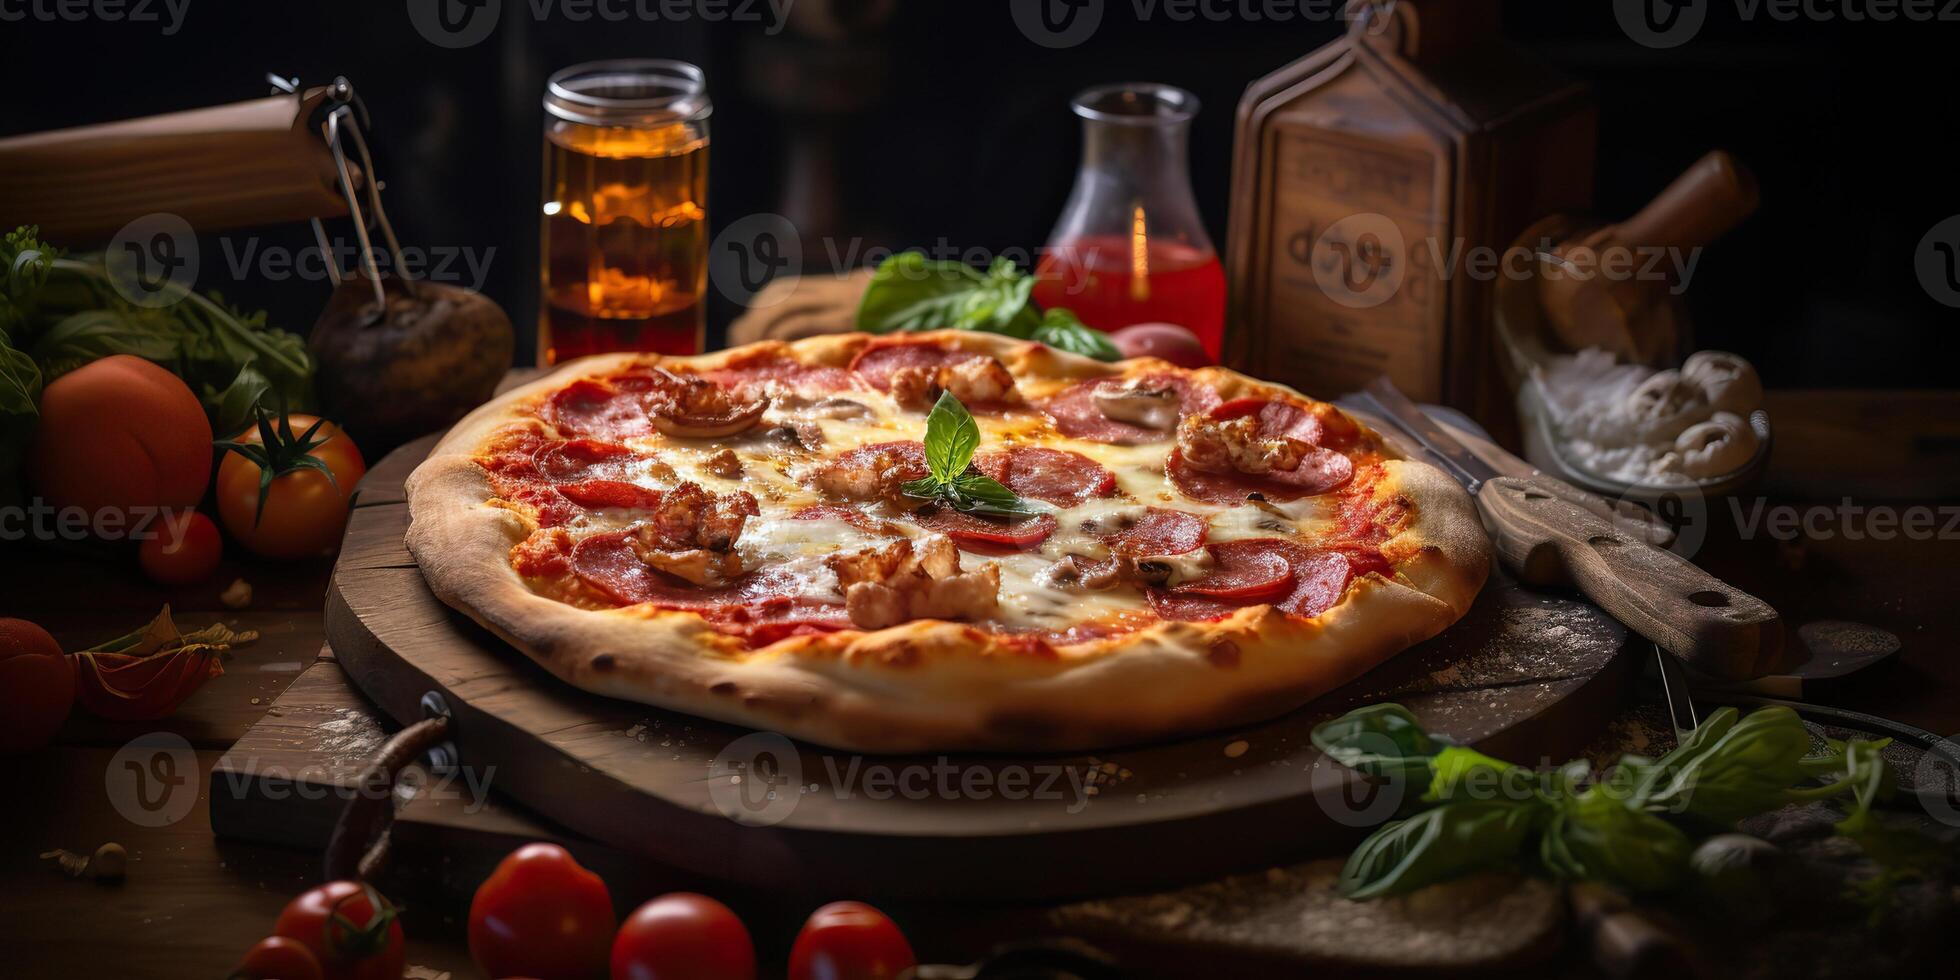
647,370 -> 770,438
1092,378 -> 1181,430
1674,412 -> 1757,479
1681,351 -> 1763,417
1125,549 -> 1215,589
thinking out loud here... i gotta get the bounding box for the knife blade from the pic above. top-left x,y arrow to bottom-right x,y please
1351,376 -> 1783,681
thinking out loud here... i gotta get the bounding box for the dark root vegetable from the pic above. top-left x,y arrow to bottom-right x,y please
308,275 -> 513,451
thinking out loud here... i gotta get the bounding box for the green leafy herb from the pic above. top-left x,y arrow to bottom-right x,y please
1312,702 -> 1942,903
855,251 -> 1120,361
898,391 -> 1037,518
1031,307 -> 1121,360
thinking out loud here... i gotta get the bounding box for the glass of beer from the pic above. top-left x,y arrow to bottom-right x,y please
540,60 -> 710,364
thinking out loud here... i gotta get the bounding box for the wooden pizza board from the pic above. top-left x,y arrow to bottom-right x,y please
320,434 -> 1635,902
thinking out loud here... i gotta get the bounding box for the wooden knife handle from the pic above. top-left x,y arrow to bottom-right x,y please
1480,476 -> 1781,679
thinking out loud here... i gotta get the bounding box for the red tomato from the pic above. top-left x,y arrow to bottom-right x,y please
788,902 -> 917,980
234,936 -> 325,980
610,893 -> 754,980
272,881 -> 406,980
1110,322 -> 1211,368
138,511 -> 223,585
469,843 -> 616,980
0,618 -> 73,754
216,412 -> 366,560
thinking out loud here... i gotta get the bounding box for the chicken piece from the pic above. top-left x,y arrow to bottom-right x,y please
1176,413 -> 1309,478
627,482 -> 760,586
703,448 -> 744,479
804,445 -> 923,502
888,355 -> 1022,411
828,534 -> 1001,629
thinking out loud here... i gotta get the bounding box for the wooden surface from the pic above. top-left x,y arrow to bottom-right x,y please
4,386 -> 1958,977
326,433 -> 1633,901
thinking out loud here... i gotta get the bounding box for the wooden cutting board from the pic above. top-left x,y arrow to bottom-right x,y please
308,435 -> 1635,902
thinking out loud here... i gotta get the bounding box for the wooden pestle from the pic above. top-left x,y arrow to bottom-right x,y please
1539,151 -> 1760,364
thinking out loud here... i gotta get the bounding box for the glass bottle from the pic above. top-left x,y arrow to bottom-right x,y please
1033,83 -> 1227,357
540,60 -> 711,365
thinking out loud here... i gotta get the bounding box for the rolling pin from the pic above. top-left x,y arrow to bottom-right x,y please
1538,151 -> 1760,365
0,89 -> 352,246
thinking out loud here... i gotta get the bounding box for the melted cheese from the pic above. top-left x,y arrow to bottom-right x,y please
536,370 -> 1363,634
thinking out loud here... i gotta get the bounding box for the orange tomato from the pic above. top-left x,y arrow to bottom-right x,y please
217,412 -> 366,560
29,355 -> 212,522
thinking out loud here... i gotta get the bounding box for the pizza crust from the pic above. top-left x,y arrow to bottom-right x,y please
407,331 -> 1490,752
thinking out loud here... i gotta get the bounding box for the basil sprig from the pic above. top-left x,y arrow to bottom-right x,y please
899,392 -> 1037,518
856,252 -> 1120,362
1313,703 -> 1935,902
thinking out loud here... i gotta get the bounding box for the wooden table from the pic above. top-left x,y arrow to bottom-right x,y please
3,388 -> 1956,978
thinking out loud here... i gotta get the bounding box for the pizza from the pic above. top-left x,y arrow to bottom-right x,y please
404,331 -> 1489,752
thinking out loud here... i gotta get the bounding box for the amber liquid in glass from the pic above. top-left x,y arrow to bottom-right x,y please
540,122 -> 708,364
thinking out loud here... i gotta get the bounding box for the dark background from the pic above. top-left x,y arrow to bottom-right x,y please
2,0 -> 1953,386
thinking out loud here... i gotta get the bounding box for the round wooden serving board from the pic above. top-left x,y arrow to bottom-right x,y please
329,436 -> 1634,901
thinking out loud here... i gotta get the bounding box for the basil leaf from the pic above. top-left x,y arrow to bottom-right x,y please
921,390 -> 982,482
1637,706 -> 1815,825
950,473 -> 1039,517
1424,746 -> 1542,805
1312,704 -> 1444,782
1540,785 -> 1692,893
856,252 -> 1040,337
1338,800 -> 1542,899
1031,307 -> 1121,361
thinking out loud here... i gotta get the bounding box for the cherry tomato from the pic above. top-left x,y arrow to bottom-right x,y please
216,412 -> 366,560
610,893 -> 754,980
1110,322 -> 1211,368
232,936 -> 325,980
469,843 -> 616,980
0,618 -> 72,754
788,901 -> 917,980
272,880 -> 406,980
138,511 -> 223,585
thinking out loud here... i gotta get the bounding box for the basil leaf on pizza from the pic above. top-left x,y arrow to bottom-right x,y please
900,391 -> 1038,517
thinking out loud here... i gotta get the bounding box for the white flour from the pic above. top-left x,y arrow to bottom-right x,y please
1532,347 -> 1761,485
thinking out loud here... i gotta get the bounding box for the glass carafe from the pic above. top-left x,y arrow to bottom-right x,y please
1032,83 -> 1226,357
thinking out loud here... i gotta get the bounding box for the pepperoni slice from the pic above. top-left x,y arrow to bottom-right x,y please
536,439 -> 637,482
1169,540 -> 1294,602
850,340 -> 969,390
1167,448 -> 1355,504
1148,541 -> 1363,622
557,479 -> 664,511
792,504 -> 902,535
1211,397 -> 1323,444
543,377 -> 654,439
1097,507 -> 1208,556
568,532 -> 857,637
973,447 -> 1116,506
569,531 -> 673,606
705,355 -> 855,396
912,506 -> 1058,552
1039,374 -> 1220,444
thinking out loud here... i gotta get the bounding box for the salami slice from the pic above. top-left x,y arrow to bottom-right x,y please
1167,447 -> 1354,503
536,439 -> 638,482
1039,374 -> 1220,444
1098,507 -> 1208,556
556,479 -> 665,511
1148,540 -> 1361,622
849,341 -> 979,391
570,531 -> 695,606
704,356 -> 854,396
568,531 -> 853,640
1210,397 -> 1323,444
1169,540 -> 1295,602
911,506 -> 1058,552
973,447 -> 1117,506
543,377 -> 654,439
792,504 -> 903,535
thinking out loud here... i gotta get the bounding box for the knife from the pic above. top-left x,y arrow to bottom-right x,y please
1355,377 -> 1782,680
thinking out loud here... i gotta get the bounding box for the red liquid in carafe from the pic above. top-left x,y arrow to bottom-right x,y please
1032,234 -> 1228,357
